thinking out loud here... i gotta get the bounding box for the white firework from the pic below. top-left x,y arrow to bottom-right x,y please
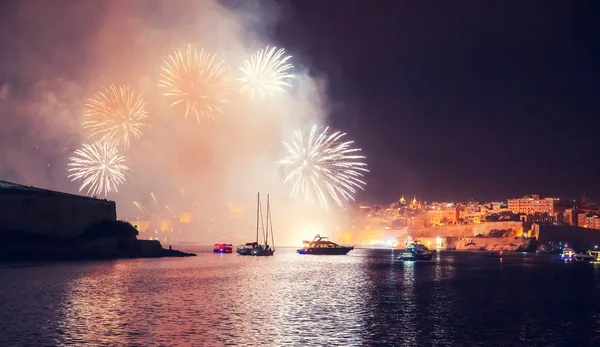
278,125 -> 368,209
67,141 -> 129,197
239,46 -> 295,100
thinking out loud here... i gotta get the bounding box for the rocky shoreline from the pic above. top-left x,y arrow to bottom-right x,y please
0,220 -> 196,262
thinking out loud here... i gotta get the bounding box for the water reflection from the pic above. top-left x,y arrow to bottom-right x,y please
56,262 -> 127,345
429,251 -> 455,345
2,249 -> 600,345
272,252 -> 368,345
399,261 -> 417,345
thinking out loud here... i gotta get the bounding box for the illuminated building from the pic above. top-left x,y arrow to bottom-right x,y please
459,208 -> 484,224
508,194 -> 556,215
490,202 -> 504,211
578,214 -> 600,229
521,212 -> 555,224
410,196 -> 422,209
426,207 -> 458,226
562,209 -> 575,225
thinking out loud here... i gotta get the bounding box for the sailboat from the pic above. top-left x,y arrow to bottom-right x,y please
236,193 -> 275,256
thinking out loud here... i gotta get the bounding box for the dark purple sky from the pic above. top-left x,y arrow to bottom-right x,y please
271,0 -> 600,203
2,0 -> 600,204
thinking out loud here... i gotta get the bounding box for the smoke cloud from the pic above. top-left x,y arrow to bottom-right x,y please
0,0 -> 350,245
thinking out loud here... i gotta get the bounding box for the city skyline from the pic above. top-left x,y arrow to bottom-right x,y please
358,192 -> 595,206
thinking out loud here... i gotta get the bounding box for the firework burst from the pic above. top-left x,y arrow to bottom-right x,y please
159,44 -> 231,123
68,141 -> 129,197
278,125 -> 368,209
82,85 -> 148,148
239,46 -> 294,100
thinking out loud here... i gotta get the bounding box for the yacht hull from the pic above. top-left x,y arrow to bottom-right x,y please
575,254 -> 595,262
252,249 -> 274,256
236,248 -> 274,256
297,247 -> 353,255
399,254 -> 434,261
398,249 -> 435,261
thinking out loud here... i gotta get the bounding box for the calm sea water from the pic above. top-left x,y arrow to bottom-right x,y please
1,248 -> 600,346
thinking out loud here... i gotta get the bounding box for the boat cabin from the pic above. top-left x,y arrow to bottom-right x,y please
238,242 -> 259,250
213,244 -> 233,253
302,235 -> 343,248
297,234 -> 354,255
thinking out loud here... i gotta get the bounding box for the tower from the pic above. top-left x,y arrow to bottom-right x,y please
410,196 -> 418,209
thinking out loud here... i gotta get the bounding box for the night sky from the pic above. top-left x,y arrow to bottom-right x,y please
2,0 -> 600,205
271,0 -> 600,203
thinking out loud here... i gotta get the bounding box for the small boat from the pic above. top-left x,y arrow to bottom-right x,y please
236,193 -> 275,257
575,252 -> 595,262
237,242 -> 274,256
297,235 -> 354,255
397,240 -> 435,261
561,247 -> 576,260
213,244 -> 233,254
589,250 -> 600,261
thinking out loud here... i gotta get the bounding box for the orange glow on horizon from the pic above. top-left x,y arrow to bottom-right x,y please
179,212 -> 192,223
228,204 -> 243,216
160,219 -> 172,232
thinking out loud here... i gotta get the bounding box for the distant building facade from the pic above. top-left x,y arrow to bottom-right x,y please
0,181 -> 116,238
508,194 -> 556,215
426,207 -> 459,226
562,209 -> 576,226
578,214 -> 600,230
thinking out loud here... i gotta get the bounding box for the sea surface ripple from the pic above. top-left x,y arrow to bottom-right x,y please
1,248 -> 600,346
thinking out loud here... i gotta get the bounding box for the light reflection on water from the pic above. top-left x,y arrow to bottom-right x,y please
1,249 -> 600,346
400,260 -> 417,345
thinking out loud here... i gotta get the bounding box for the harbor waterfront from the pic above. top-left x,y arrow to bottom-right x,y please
1,0 -> 599,345
2,247 -> 600,346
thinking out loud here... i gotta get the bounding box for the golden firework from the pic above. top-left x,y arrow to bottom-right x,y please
82,85 -> 148,148
159,44 -> 231,123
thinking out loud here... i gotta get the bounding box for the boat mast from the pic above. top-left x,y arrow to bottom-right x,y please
265,194 -> 271,246
256,192 -> 259,243
259,195 -> 265,244
268,195 -> 275,250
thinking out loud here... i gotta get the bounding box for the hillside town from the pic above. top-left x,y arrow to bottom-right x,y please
123,192 -> 600,250
329,193 -> 600,251
351,194 -> 600,230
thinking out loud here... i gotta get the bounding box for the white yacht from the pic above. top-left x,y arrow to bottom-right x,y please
398,240 -> 435,261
